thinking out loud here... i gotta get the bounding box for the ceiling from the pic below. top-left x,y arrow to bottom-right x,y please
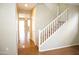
17,3 -> 36,11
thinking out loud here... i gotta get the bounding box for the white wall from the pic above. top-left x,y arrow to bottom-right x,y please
77,7 -> 79,44
0,4 -> 17,54
32,3 -> 70,46
32,3 -> 64,46
32,4 -> 79,50
35,4 -> 58,30
32,7 -> 37,45
39,5 -> 79,51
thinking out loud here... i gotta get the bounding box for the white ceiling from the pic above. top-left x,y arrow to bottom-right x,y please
17,3 -> 79,11
17,3 -> 36,11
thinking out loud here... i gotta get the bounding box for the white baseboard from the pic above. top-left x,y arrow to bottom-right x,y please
39,44 -> 79,52
0,50 -> 17,55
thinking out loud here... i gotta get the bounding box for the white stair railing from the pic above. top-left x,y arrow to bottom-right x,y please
39,8 -> 69,45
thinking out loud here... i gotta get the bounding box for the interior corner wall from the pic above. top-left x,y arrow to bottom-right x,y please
32,3 -> 69,46
32,7 -> 37,45
32,4 -> 79,47
78,7 -> 79,45
40,5 -> 79,51
40,14 -> 79,51
0,4 -> 17,55
32,4 -> 59,46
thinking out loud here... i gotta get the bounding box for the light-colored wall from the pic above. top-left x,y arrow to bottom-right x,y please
40,15 -> 79,51
32,4 -> 59,46
35,4 -> 58,30
0,4 -> 17,54
32,7 -> 37,45
18,9 -> 32,15
39,5 -> 79,51
75,6 -> 79,44
32,3 -> 68,46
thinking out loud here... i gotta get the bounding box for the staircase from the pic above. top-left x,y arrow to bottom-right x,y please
39,8 -> 69,50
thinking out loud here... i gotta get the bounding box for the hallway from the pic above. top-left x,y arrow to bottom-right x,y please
17,4 -> 37,55
17,3 -> 79,55
18,40 -> 38,55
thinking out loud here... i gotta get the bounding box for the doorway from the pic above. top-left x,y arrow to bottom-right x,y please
17,3 -> 38,55
18,17 -> 30,48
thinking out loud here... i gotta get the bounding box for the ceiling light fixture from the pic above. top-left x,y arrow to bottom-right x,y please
25,4 -> 28,7
19,13 -> 25,18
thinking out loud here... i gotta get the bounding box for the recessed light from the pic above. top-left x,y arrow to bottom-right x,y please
25,4 -> 28,7
6,48 -> 8,51
19,13 -> 25,18
22,45 -> 25,48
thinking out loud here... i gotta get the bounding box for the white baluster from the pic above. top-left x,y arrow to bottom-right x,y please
51,23 -> 52,35
42,31 -> 44,43
44,29 -> 46,41
52,22 -> 54,33
41,33 -> 43,44
54,20 -> 56,32
49,25 -> 50,37
47,26 -> 48,38
39,30 -> 41,45
46,27 -> 47,40
49,24 -> 51,37
53,22 -> 55,33
43,29 -> 45,42
47,27 -> 48,39
55,20 -> 57,30
41,32 -> 43,44
45,28 -> 47,40
50,24 -> 52,36
40,32 -> 41,44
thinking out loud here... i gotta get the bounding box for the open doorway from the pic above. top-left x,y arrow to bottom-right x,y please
16,3 -> 38,55
18,16 -> 30,48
